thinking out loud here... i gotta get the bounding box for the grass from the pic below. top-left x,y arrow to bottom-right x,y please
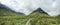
0,9 -> 60,25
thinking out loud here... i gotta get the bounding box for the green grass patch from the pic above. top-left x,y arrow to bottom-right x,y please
0,9 -> 60,25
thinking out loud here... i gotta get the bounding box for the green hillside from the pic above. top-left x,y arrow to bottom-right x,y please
0,9 -> 60,25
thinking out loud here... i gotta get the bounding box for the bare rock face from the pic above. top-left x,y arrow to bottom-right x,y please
0,0 -> 60,16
